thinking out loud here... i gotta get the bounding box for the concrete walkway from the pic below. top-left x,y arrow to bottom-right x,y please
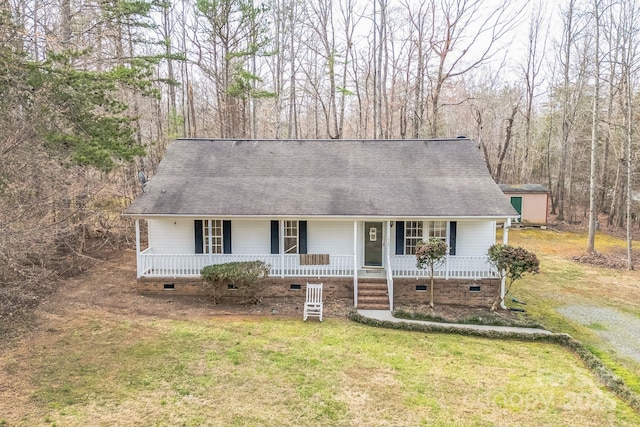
357,310 -> 555,336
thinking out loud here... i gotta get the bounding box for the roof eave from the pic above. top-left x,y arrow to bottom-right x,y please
122,213 -> 518,221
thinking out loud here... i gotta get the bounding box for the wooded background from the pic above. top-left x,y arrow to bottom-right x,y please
1,0 -> 639,324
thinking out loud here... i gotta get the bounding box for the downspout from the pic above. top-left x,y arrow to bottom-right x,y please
385,220 -> 394,311
353,220 -> 358,307
135,219 -> 141,278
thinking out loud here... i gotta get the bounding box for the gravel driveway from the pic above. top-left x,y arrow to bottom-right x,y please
558,305 -> 640,363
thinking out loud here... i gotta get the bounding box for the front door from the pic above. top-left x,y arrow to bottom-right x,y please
364,222 -> 383,267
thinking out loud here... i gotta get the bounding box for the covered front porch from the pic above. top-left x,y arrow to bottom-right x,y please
134,217 -> 510,310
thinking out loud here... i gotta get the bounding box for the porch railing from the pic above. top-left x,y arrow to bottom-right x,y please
390,255 -> 497,279
138,249 -> 497,280
137,248 -> 354,278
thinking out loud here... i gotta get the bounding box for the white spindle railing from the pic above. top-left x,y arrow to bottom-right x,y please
137,250 -> 497,280
390,255 -> 497,279
137,250 -> 354,278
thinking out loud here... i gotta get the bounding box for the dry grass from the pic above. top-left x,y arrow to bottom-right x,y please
2,229 -> 640,425
2,313 -> 640,426
508,228 -> 640,393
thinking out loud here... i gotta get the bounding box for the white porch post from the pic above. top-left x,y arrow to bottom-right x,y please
503,218 -> 511,244
135,219 -> 141,278
445,221 -> 450,279
280,219 -> 285,278
353,220 -> 358,307
135,219 -> 141,254
500,218 -> 511,309
386,220 -> 393,311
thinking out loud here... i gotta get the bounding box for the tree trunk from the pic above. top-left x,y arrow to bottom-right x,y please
60,0 -> 72,49
429,265 -> 434,309
557,0 -> 576,221
587,0 -> 600,254
495,101 -> 520,183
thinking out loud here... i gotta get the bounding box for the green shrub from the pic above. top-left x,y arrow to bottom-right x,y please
415,238 -> 448,308
488,244 -> 539,311
201,261 -> 270,304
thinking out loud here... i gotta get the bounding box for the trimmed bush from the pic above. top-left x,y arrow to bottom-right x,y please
201,261 -> 270,304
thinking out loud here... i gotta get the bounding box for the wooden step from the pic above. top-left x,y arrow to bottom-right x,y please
357,282 -> 390,310
358,290 -> 388,296
358,282 -> 388,290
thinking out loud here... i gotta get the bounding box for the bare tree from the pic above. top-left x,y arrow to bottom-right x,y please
495,97 -> 521,183
587,0 -> 602,254
519,1 -> 549,182
619,0 -> 639,269
425,0 -> 524,138
555,0 -> 592,221
402,0 -> 431,138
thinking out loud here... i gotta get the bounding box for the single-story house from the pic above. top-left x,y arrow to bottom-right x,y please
499,184 -> 549,226
124,138 -> 518,310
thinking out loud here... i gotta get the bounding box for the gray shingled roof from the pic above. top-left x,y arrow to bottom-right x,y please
499,184 -> 549,193
124,138 -> 518,218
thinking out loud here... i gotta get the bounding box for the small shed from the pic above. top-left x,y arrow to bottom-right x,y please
499,184 -> 549,226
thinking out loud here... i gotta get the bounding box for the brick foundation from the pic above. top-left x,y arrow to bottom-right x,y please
136,276 -> 498,307
393,278 -> 499,307
136,277 -> 354,304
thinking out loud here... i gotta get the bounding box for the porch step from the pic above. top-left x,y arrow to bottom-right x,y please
357,282 -> 390,310
358,269 -> 387,279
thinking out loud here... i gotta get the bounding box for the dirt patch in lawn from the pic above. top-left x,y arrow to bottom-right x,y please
393,303 -> 538,328
34,249 -> 352,324
573,249 -> 640,269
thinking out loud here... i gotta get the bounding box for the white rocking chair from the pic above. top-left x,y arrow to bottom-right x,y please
303,283 -> 323,321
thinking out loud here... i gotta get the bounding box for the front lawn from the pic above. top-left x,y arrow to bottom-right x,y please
3,315 -> 639,426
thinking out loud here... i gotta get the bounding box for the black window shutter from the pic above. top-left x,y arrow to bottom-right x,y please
395,221 -> 405,255
270,220 -> 279,254
194,220 -> 203,254
449,221 -> 457,255
299,221 -> 307,254
223,220 -> 232,254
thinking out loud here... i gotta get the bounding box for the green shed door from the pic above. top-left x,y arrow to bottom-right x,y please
510,196 -> 523,222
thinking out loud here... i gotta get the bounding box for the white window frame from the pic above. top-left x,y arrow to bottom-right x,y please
284,220 -> 298,254
427,220 -> 447,241
204,219 -> 223,254
404,221 -> 423,255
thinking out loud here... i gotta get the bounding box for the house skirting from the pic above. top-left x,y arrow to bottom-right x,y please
136,277 -> 354,301
392,278 -> 499,307
136,277 -> 498,308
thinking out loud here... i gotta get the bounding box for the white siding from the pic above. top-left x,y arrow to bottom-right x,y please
307,221 -> 353,254
145,218 -> 497,258
148,218 -> 194,254
456,221 -> 496,256
232,220 -> 271,254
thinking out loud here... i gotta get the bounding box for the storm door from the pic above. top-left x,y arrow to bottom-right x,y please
364,222 -> 383,267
